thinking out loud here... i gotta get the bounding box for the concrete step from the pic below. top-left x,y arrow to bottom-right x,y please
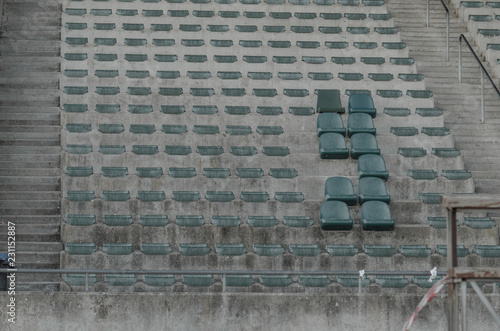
0,215 -> 61,224
0,241 -> 62,252
0,191 -> 61,200
0,106 -> 60,114
0,224 -> 60,242
0,146 -> 61,154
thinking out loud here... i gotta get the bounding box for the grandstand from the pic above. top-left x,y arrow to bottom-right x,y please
1,0 -> 500,329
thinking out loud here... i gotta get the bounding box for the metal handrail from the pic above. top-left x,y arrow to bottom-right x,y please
0,268 -> 447,293
459,34 -> 500,123
427,0 -> 450,61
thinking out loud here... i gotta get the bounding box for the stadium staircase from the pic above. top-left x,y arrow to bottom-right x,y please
0,0 -> 63,290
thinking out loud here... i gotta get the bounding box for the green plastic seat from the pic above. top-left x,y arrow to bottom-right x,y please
361,57 -> 385,65
418,193 -> 442,204
64,70 -> 88,78
263,25 -> 286,33
162,125 -> 187,134
269,168 -> 298,178
283,216 -> 313,227
206,191 -> 235,202
116,9 -> 138,16
347,113 -> 376,137
289,107 -> 315,115
222,88 -> 245,96
408,169 -> 438,180
319,133 -> 349,159
303,56 -> 326,64
422,127 -> 450,136
64,53 -> 88,61
239,40 -> 262,47
144,275 -> 175,287
332,57 -> 356,64
99,145 -> 125,154
65,166 -> 93,177
193,125 -> 219,135
65,8 -> 86,15
65,274 -> 97,287
164,145 -> 191,155
253,244 -> 285,256
320,200 -> 353,230
427,217 -> 447,229
130,124 -> 155,134
226,126 -> 252,135
357,154 -> 389,180
155,55 -> 178,62
193,105 -> 218,114
391,127 -> 418,136
413,276 -> 443,288
179,243 -> 210,255
253,88 -> 277,97
339,0 -> 359,4
339,73 -> 363,80
103,215 -> 133,226
103,243 -> 134,255
197,146 -> 224,156
66,214 -> 96,226
308,73 -> 334,81
65,243 -> 96,255
132,145 -> 158,155
231,146 -> 258,156
360,201 -> 395,231
98,124 -> 123,134
390,57 -> 415,65
139,215 -> 168,226
176,216 -> 205,227
226,275 -> 254,287
128,105 -> 153,114
472,245 -> 500,257
350,133 -> 380,159
290,244 -> 321,256
275,192 -> 304,203
326,245 -> 358,256
95,87 -> 119,95
270,12 -> 292,19
168,167 -> 195,178
316,89 -> 345,113
63,86 -> 88,95
377,90 -> 403,98
337,275 -> 370,287
370,13 -> 392,20
160,106 -> 184,114
345,13 -> 366,20
67,190 -> 95,201
347,27 -> 369,34
436,245 -> 469,257
136,167 -> 163,178
137,191 -> 166,202
203,168 -> 231,178
211,216 -> 241,227
225,106 -> 250,115
241,192 -> 270,202
324,177 -> 357,205
257,126 -> 283,135
463,217 -> 496,229
236,168 -> 264,178
160,88 -> 183,96
215,244 -> 246,256
220,10 -> 240,18
101,167 -> 128,177
126,70 -> 150,79
375,27 -> 398,34
358,177 -> 390,204
398,245 -> 432,257
363,0 -> 384,5
65,144 -> 92,154
262,146 -> 289,156
183,275 -> 214,287
257,107 -> 282,115
319,27 -> 342,34
362,244 -> 395,257
432,148 -> 460,157
348,94 -> 376,117
218,72 -> 243,80
247,216 -> 277,227
105,275 -> 136,286
320,13 -> 342,19
172,191 -> 201,202
248,72 -> 272,80
273,56 -> 296,64
399,147 -> 427,157
384,108 -> 410,116
461,1 -> 483,7
260,275 -> 292,287
375,276 -> 408,288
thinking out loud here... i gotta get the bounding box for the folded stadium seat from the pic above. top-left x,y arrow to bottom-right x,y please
326,245 -> 358,256
298,276 -> 331,287
137,191 -> 166,202
350,133 -> 380,159
66,190 -> 95,201
324,177 -> 357,205
316,89 -> 345,113
347,113 -> 376,137
472,245 -> 500,257
427,217 -> 448,228
360,201 -> 395,231
139,215 -> 168,226
105,275 -> 136,286
357,154 -> 389,180
65,166 -> 93,177
269,168 -> 298,178
319,133 -> 349,159
103,243 -> 134,255
316,113 -> 346,136
408,169 -> 438,180
103,215 -> 133,226
236,168 -> 264,178
215,244 -> 247,256
348,93 -> 376,117
357,177 -> 390,204
183,275 -> 214,287
143,275 -> 175,287
397,245 -> 432,257
179,243 -> 210,256
413,276 -> 443,288
211,216 -> 242,227
247,216 -> 278,227
253,244 -> 285,256
102,191 -> 130,202
436,245 -> 469,257
65,214 -> 96,226
140,243 -> 172,255
203,168 -> 231,178
64,53 -> 88,61
99,145 -> 125,154
65,274 -> 97,287
319,200 -> 353,230
65,243 -> 96,255
362,244 -> 396,257
375,276 -> 409,288
283,216 -> 313,227
289,244 -> 321,256
206,191 -> 235,202
168,168 -> 194,178
463,217 -> 496,229
225,275 -> 254,287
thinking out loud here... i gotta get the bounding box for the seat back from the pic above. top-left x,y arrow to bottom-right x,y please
348,94 -> 376,117
325,176 -> 357,205
347,113 -> 376,137
316,89 -> 345,113
357,154 -> 389,180
317,112 -> 346,136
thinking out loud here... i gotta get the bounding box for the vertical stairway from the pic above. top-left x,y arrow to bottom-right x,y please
0,0 -> 62,290
387,0 -> 500,195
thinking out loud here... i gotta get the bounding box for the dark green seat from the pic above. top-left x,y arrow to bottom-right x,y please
418,193 -> 442,204
289,244 -> 321,256
358,177 -> 390,204
472,245 -> 500,257
427,217 -> 447,228
320,200 -> 353,230
269,168 -> 298,178
408,169 -> 438,180
102,191 -> 130,202
319,133 -> 349,159
375,276 -> 408,288
347,113 -> 376,137
203,168 -> 231,178
206,191 -> 235,202
350,133 -> 380,159
99,145 -> 125,154
140,243 -> 172,255
144,275 -> 175,287
362,244 -> 395,257
262,146 -> 289,156
103,243 -> 134,255
66,214 -> 96,226
215,244 -> 246,256
236,168 -> 264,178
398,245 -> 432,257
337,275 -> 370,287
65,274 -> 97,287
231,146 -> 257,156
326,245 -> 358,256
316,89 -> 345,113
436,245 -> 469,257
183,275 -> 214,287
139,215 -> 168,226
136,167 -> 163,178
65,243 -> 96,255
105,275 -> 136,286
324,177 -> 357,205
348,94 -> 376,117
274,192 -> 304,202
172,191 -> 201,202
357,154 -> 389,180
137,191 -> 166,202
179,243 -> 210,255
211,216 -> 241,227
168,167 -> 195,178
67,190 -> 95,201
247,216 -> 277,227
317,113 -> 346,136
176,216 -> 205,227
253,244 -> 285,256
463,217 -> 496,229
66,166 -> 93,177
241,192 -> 270,202
360,201 -> 395,231
225,275 -> 254,287
413,276 -> 442,288
283,216 -> 313,227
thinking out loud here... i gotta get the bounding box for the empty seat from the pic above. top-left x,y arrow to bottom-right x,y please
375,276 -> 408,288
226,275 -> 254,287
398,245 -> 432,257
427,217 -> 447,229
337,275 -> 370,287
206,191 -> 235,202
283,216 -> 313,227
137,191 -> 166,202
105,275 -> 136,286
317,113 -> 346,136
183,275 -> 214,287
324,177 -> 357,205
408,169 -> 438,180
172,191 -> 201,202
136,167 -> 163,178
247,216 -> 277,227
215,244 -> 246,256
357,154 -> 389,180
67,191 -> 95,201
65,166 -> 93,177
418,193 -> 442,204
436,245 -> 469,257
319,133 -> 349,159
211,216 -> 241,227
103,243 -> 134,255
289,244 -> 321,256
362,244 -> 396,257
259,275 -> 292,287
203,168 -> 231,178
357,177 -> 390,204
253,244 -> 285,256
144,275 -> 175,287
441,170 -> 472,180
347,113 -> 376,137
140,244 -> 172,255
168,167 -> 195,178
66,214 -> 96,226
472,245 -> 500,257
241,192 -> 270,202
326,245 -> 358,256
360,201 -> 395,231
176,216 -> 205,227
65,274 -> 97,287
350,133 -> 380,159
236,168 -> 264,178
102,191 -> 130,202
316,89 -> 345,113
348,94 -> 376,117
320,200 -> 353,230
269,168 -> 298,178
139,215 -> 168,226
65,243 -> 96,255
463,217 -> 496,229
275,192 -> 304,202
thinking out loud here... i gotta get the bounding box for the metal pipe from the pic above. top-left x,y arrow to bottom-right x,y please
85,273 -> 89,292
222,274 -> 226,293
427,0 -> 430,27
481,68 -> 485,123
446,10 -> 449,61
470,281 -> 500,327
459,37 -> 462,83
462,282 -> 467,331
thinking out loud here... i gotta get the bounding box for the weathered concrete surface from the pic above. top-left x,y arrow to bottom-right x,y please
1,292 -> 500,330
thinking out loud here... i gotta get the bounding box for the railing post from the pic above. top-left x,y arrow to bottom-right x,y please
481,68 -> 485,123
427,0 -> 430,27
462,281 -> 467,331
446,11 -> 449,61
85,273 -> 89,292
222,273 -> 226,293
459,38 -> 462,83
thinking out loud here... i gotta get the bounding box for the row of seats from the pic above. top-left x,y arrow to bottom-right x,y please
65,167 -> 298,178
65,242 -> 500,257
65,190 -> 305,202
65,145 -> 292,156
65,274 -> 441,289
324,176 -> 390,205
66,214 -> 313,227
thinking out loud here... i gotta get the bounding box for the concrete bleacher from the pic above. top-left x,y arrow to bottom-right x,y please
55,0 -> 500,293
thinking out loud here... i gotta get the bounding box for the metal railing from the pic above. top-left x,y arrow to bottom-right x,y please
458,34 -> 500,124
0,268 -> 446,293
427,0 -> 450,61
